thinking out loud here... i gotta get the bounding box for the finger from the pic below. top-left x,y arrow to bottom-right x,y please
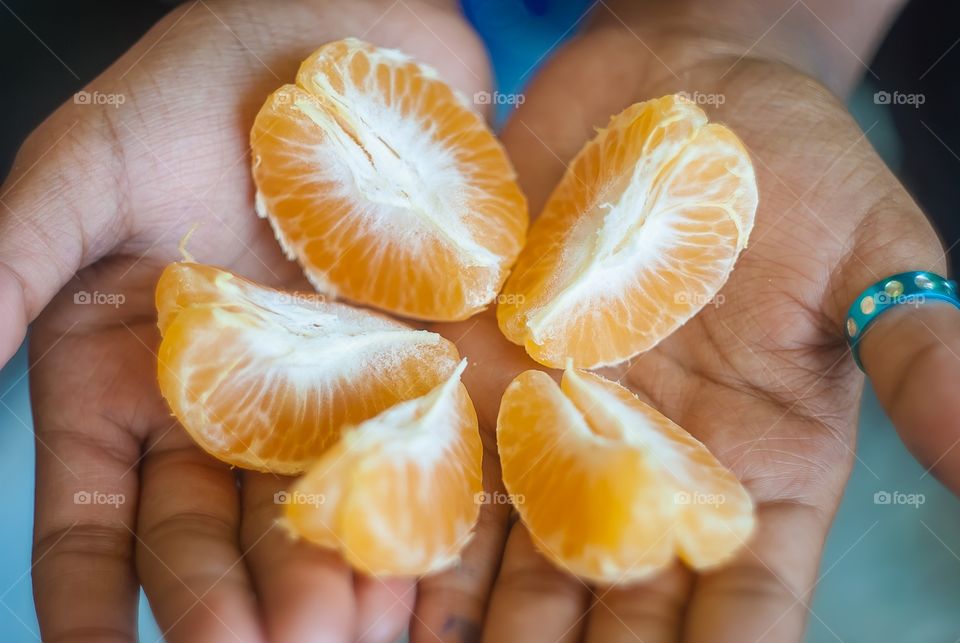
354,576 -> 416,643
137,429 -> 263,643
584,563 -> 691,643
860,301 -> 960,494
828,223 -> 958,492
30,333 -> 141,643
683,502 -> 829,643
482,523 -> 591,643
411,487 -> 508,643
239,472 -> 365,643
0,104 -> 129,366
408,313 -> 533,641
411,423 -> 510,643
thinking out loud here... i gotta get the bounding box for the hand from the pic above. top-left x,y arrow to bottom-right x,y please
1,1 -> 498,641
474,4 -> 957,642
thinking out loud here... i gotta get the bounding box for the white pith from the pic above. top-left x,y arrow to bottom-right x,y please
292,359 -> 479,574
220,270 -> 442,367
521,106 -> 757,350
341,358 -> 469,461
304,92 -> 495,257
500,369 -> 755,583
255,41 -> 502,289
170,270 -> 454,457
561,368 -> 691,485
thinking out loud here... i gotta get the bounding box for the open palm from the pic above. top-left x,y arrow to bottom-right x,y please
2,1 -> 501,641
467,7 -> 955,643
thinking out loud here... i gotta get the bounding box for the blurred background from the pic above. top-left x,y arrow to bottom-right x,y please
0,0 -> 958,641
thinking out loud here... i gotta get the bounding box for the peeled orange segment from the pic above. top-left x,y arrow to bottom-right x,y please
497,368 -> 754,584
156,261 -> 265,334
250,38 -> 528,322
497,95 -> 758,368
285,359 -> 482,576
156,262 -> 460,474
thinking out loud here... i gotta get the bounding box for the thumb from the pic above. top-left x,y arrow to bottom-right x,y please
860,297 -> 960,494
0,105 -> 127,365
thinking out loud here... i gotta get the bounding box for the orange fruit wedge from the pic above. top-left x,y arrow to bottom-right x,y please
497,95 -> 758,368
497,367 -> 754,584
250,38 -> 528,322
156,262 -> 460,474
284,359 -> 482,576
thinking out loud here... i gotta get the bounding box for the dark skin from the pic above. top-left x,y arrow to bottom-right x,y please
2,0 -> 958,642
473,3 -> 959,641
7,2 -> 495,641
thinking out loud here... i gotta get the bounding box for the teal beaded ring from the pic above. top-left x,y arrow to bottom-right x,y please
846,271 -> 959,370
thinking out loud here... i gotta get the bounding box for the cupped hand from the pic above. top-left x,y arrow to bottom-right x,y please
1,1 -> 499,641
9,1 -> 959,641
469,4 -> 958,643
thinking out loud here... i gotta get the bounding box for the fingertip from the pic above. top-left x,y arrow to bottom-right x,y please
861,303 -> 960,493
353,576 -> 415,643
481,524 -> 590,643
0,261 -> 29,367
240,473 -> 357,643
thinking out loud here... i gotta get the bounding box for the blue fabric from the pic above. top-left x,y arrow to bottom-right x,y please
461,0 -> 592,126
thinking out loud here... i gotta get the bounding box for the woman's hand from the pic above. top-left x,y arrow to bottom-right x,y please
473,3 -> 958,642
2,1 -> 497,641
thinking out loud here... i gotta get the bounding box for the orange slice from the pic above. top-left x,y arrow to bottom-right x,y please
284,360 -> 482,576
497,367 -> 754,584
156,262 -> 460,474
250,38 -> 527,321
497,95 -> 758,368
